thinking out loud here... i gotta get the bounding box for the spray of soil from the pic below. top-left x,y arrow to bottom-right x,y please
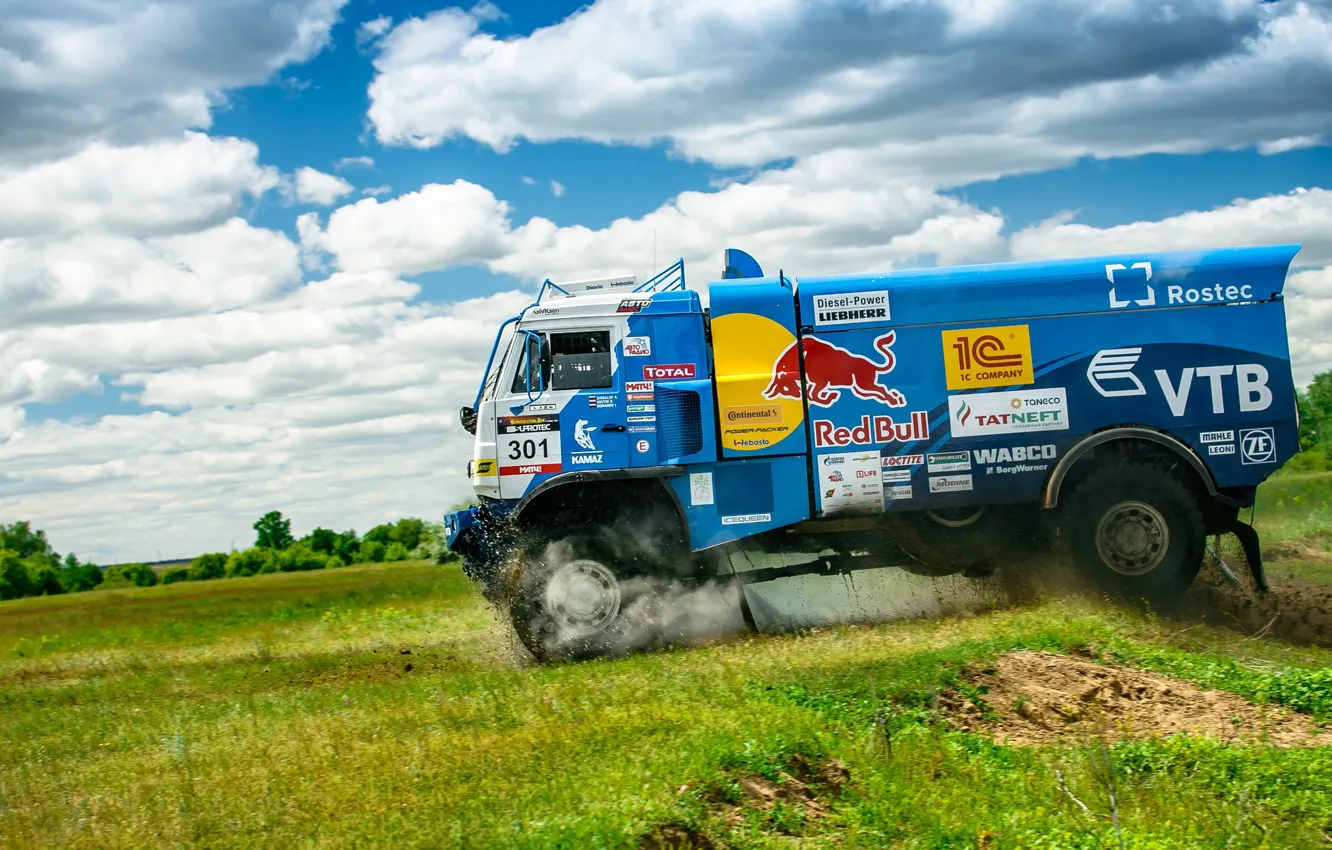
1181,560 -> 1332,648
939,650 -> 1332,747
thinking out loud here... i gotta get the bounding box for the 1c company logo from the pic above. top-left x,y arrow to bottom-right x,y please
941,324 -> 1033,390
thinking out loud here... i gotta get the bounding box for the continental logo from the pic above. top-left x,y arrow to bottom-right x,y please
723,404 -> 783,424
942,324 -> 1033,390
474,459 -> 497,477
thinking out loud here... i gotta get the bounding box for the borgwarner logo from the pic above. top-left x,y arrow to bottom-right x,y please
1106,262 -> 1154,309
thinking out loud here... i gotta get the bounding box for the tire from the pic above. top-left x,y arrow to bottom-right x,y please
1058,461 -> 1205,604
877,505 -> 1029,578
506,515 -> 690,663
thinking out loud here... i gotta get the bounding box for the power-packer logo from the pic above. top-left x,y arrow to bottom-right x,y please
941,324 -> 1033,390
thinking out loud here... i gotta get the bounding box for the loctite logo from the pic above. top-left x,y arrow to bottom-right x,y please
643,364 -> 696,379
813,411 -> 930,448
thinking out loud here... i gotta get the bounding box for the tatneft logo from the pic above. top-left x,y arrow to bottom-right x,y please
812,290 -> 890,326
949,389 -> 1069,438
1106,262 -> 1155,309
941,325 -> 1033,390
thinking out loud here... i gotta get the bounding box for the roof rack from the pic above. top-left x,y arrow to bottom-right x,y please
535,258 -> 686,304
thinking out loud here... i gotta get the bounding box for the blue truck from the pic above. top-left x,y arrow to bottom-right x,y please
445,244 -> 1303,661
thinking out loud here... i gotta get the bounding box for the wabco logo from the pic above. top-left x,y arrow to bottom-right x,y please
1106,262 -> 1155,309
942,325 -> 1033,390
1085,349 -> 1273,416
973,444 -> 1057,464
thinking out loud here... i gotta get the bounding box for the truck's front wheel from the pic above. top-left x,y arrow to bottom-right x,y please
1059,461 -> 1205,604
506,524 -> 683,663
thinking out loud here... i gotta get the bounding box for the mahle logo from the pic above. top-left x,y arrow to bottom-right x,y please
941,324 -> 1033,390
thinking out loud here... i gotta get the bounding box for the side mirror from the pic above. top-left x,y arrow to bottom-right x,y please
460,406 -> 477,435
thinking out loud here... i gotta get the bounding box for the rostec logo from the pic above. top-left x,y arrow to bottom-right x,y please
942,325 -> 1033,390
643,364 -> 696,380
1087,348 -> 1146,397
1106,262 -> 1155,309
765,331 -> 907,408
1240,428 -> 1276,465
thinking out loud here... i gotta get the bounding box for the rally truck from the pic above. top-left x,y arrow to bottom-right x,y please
444,245 -> 1303,661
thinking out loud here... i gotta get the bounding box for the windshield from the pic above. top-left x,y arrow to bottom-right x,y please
479,322 -> 518,404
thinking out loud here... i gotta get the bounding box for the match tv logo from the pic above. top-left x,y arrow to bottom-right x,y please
1106,262 -> 1155,309
764,331 -> 907,408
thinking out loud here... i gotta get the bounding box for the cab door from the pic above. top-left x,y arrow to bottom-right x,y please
497,324 -> 630,500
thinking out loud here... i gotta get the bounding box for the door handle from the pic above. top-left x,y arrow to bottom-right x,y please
601,424 -> 626,432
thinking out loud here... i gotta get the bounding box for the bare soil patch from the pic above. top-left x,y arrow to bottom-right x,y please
940,650 -> 1332,747
1184,565 -> 1332,648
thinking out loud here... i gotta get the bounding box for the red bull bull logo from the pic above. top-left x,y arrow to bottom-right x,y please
763,331 -> 907,408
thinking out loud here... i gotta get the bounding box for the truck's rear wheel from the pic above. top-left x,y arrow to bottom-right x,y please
1059,461 -> 1205,604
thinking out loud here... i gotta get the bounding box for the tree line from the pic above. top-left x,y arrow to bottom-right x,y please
0,510 -> 457,601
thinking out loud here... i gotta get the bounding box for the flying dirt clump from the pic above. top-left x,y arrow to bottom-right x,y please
939,650 -> 1332,747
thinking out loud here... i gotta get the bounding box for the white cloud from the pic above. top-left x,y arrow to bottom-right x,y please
0,133 -> 278,239
550,179 -> 565,197
0,0 -> 350,164
366,0 -> 1332,178
362,184 -> 391,197
521,175 -> 536,185
292,166 -> 356,205
335,155 -> 376,170
357,15 -> 393,48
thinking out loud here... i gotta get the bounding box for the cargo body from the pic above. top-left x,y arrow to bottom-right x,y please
446,246 -> 1303,661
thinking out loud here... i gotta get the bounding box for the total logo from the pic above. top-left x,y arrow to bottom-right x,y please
764,331 -> 907,408
643,363 -> 696,380
1086,349 -> 1273,416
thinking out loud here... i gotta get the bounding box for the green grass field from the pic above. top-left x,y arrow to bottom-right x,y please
1,475 -> 1330,849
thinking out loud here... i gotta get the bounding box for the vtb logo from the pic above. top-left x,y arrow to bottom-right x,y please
1106,261 -> 1155,309
941,324 -> 1033,390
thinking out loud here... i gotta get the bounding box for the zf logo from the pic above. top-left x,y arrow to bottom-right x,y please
1240,428 -> 1276,465
1106,262 -> 1154,309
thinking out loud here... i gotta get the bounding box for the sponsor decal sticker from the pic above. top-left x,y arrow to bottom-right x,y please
1105,262 -> 1155,309
723,404 -> 783,425
524,403 -> 557,412
627,404 -> 656,413
812,290 -> 890,326
722,513 -> 773,525
926,451 -> 971,473
818,451 -> 884,513
1209,443 -> 1236,456
1201,430 -> 1235,444
473,459 -> 497,477
627,393 -> 654,401
1240,428 -> 1276,465
627,415 -> 656,423
570,452 -> 603,465
941,325 -> 1033,390
587,395 -> 616,408
885,483 -> 913,500
530,307 -> 560,316
573,420 -> 597,451
882,453 -> 924,468
628,425 -> 656,433
882,468 -> 913,484
1086,350 -> 1273,416
929,474 -> 973,494
623,336 -> 651,356
689,473 -> 714,506
1087,348 -> 1146,397
616,298 -> 652,313
949,388 -> 1069,438
498,414 -> 559,433
643,363 -> 696,380
813,411 -> 930,448
635,439 -> 651,453
626,381 -> 654,393
765,331 -> 906,408
972,445 -> 1057,464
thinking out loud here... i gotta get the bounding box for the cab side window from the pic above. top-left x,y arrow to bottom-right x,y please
551,330 -> 612,390
508,333 -> 549,395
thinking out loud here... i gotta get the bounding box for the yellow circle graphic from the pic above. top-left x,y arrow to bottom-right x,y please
711,312 -> 805,451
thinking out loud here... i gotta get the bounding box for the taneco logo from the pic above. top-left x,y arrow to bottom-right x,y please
941,324 -> 1033,390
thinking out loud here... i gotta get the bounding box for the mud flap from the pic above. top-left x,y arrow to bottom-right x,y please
1228,518 -> 1268,594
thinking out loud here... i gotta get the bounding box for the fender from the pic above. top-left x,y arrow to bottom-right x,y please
1042,426 -> 1218,509
512,465 -> 690,537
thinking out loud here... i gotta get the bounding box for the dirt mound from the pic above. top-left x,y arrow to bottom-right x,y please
940,650 -> 1332,747
1183,566 -> 1332,648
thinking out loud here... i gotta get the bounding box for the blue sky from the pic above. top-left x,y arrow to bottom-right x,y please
2,0 -> 1331,561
